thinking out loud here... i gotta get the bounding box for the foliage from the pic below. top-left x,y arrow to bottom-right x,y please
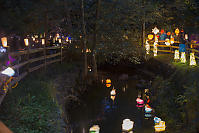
152,63 -> 199,132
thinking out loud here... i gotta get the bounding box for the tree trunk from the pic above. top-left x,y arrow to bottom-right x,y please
91,0 -> 101,80
81,0 -> 88,78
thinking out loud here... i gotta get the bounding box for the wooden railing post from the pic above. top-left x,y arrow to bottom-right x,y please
44,43 -> 47,70
60,43 -> 63,64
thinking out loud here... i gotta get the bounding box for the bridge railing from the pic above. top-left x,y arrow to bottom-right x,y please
149,41 -> 199,59
0,45 -> 68,104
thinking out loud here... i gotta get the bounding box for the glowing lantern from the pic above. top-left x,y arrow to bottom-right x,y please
185,34 -> 188,40
148,34 -> 154,40
106,79 -> 111,88
136,97 -> 144,107
24,39 -> 29,46
165,38 -> 170,46
170,35 -> 174,44
42,39 -> 45,45
89,125 -> 100,133
59,38 -> 62,43
154,121 -> 166,132
0,46 -> 6,53
154,117 -> 161,124
1,67 -> 15,77
167,32 -> 171,36
145,40 -> 150,54
1,37 -> 7,47
110,88 -> 116,96
122,119 -> 134,132
153,42 -> 158,56
32,37 -> 35,41
88,66 -> 92,72
152,27 -> 159,35
174,50 -> 180,60
53,38 -> 55,43
66,37 -> 69,42
160,29 -> 164,34
190,52 -> 196,66
180,52 -> 186,63
111,95 -> 115,101
175,28 -> 180,35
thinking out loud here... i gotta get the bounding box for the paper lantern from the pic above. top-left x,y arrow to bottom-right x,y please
185,34 -> 188,40
190,52 -> 196,66
152,27 -> 159,35
1,37 -> 7,47
154,117 -> 161,124
59,39 -> 62,43
0,46 -> 6,53
154,121 -> 166,132
32,37 -> 35,41
145,40 -> 150,54
66,37 -> 69,42
111,95 -> 115,101
106,79 -> 111,87
136,97 -> 144,107
89,125 -> 100,133
165,38 -> 170,46
174,50 -> 180,60
153,42 -> 158,56
24,39 -> 29,46
175,28 -> 180,35
170,35 -> 174,44
145,105 -> 152,113
122,119 -> 134,132
88,66 -> 92,72
148,34 -> 154,40
110,88 -> 116,96
160,29 -> 164,34
42,39 -> 45,45
180,52 -> 186,63
167,32 -> 171,36
1,67 -> 15,77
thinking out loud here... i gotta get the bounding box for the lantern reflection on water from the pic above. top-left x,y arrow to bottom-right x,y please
89,125 -> 100,133
190,52 -> 196,66
180,52 -> 186,63
106,79 -> 111,87
122,119 -> 134,132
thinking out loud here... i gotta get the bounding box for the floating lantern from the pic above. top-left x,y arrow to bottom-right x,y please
0,46 -> 6,53
1,67 -> 15,77
180,52 -> 186,63
153,42 -> 158,56
154,117 -> 161,124
1,37 -> 7,47
175,28 -> 180,35
145,40 -> 150,54
152,27 -> 159,35
170,35 -> 174,44
148,34 -> 154,40
42,39 -> 45,45
190,52 -> 196,66
106,79 -> 111,87
24,39 -> 29,46
122,119 -> 134,132
165,38 -> 170,46
89,125 -> 100,133
185,34 -> 188,40
59,38 -> 62,43
154,121 -> 166,132
136,97 -> 144,107
110,88 -> 116,96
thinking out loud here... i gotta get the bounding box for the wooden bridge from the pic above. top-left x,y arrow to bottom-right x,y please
0,45 -> 68,104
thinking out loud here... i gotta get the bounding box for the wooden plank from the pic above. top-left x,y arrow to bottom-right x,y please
29,48 -> 44,54
30,56 -> 45,63
171,46 -> 179,49
12,60 -> 29,70
157,45 -> 171,48
46,59 -> 61,65
157,49 -> 172,53
46,52 -> 61,59
46,46 -> 61,50
29,63 -> 45,73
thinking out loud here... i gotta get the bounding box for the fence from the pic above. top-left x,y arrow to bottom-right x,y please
149,41 -> 199,59
0,45 -> 68,104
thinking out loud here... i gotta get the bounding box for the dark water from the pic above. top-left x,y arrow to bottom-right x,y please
69,71 -> 155,133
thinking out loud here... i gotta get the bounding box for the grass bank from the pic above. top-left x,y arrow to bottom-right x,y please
0,61 -> 81,133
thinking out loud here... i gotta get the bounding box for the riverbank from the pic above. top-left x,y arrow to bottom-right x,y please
0,61 -> 81,133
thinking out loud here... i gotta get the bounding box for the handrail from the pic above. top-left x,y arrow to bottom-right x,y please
0,45 -> 66,104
